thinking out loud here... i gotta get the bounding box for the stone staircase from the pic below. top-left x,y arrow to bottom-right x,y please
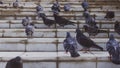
0,0 -> 120,68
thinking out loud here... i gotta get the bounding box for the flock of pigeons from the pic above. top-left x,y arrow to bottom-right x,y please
0,0 -> 120,67
2,0 -> 118,38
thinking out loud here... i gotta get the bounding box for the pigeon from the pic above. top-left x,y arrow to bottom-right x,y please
40,13 -> 55,27
35,4 -> 45,19
83,10 -> 90,18
81,0 -> 89,11
51,2 -> 60,14
83,25 -> 108,37
13,0 -> 19,8
85,14 -> 96,27
36,4 -> 43,13
22,16 -> 30,27
106,34 -> 120,64
75,28 -> 103,52
63,32 -> 80,57
106,34 -> 119,58
104,11 -> 115,20
25,23 -> 35,38
64,3 -> 71,12
114,21 -> 120,35
53,13 -> 75,27
83,10 -> 96,27
111,47 -> 120,64
5,56 -> 23,68
0,1 -> 3,4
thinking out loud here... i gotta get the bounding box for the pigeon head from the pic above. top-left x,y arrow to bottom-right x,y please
109,34 -> 115,40
66,32 -> 71,38
25,16 -> 29,19
14,56 -> 22,62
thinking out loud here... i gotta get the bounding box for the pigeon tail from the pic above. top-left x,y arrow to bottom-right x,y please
93,44 -> 103,51
68,21 -> 75,26
111,60 -> 120,64
98,30 -> 108,33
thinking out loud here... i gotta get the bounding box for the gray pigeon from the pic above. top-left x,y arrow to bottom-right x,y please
63,32 -> 80,57
36,4 -> 43,13
22,16 -> 30,27
111,47 -> 120,64
85,14 -> 96,27
76,28 -> 103,53
83,10 -> 96,27
51,2 -> 60,14
64,3 -> 71,12
5,56 -> 23,68
13,0 -> 19,8
106,34 -> 119,60
36,4 -> 45,19
25,23 -> 35,38
106,34 -> 120,64
81,0 -> 89,11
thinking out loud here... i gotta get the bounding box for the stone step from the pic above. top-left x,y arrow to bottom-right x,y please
0,2 -> 119,11
0,19 -> 119,29
0,38 -> 119,52
0,19 -> 117,23
0,22 -> 118,29
1,9 -> 120,17
0,12 -> 119,21
1,1 -> 120,5
0,29 -> 119,38
0,52 -> 120,68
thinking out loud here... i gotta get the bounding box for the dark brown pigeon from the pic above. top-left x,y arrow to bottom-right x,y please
76,28 -> 103,53
83,25 -> 108,37
114,21 -> 120,35
5,56 -> 23,68
53,13 -> 75,27
40,13 -> 55,27
105,11 -> 115,20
